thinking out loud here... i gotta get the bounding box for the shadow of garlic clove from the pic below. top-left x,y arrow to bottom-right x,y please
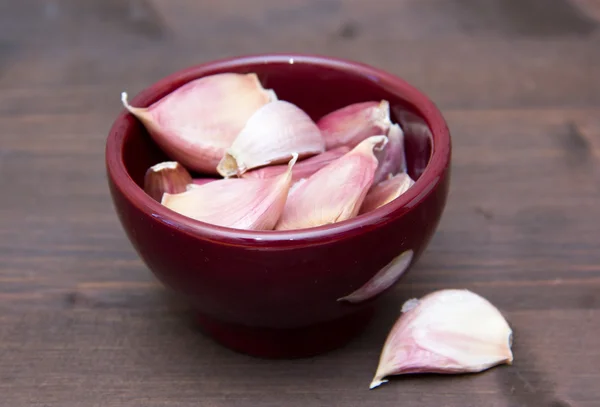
275,136 -> 387,230
370,289 -> 513,390
143,161 -> 193,202
122,73 -> 276,174
162,154 -> 298,230
217,101 -> 325,178
317,100 -> 391,150
360,173 -> 415,214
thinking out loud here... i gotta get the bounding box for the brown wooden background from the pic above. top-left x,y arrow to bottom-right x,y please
1,1 -> 599,406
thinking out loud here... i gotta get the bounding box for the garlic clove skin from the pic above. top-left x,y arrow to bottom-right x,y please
395,108 -> 433,180
162,154 -> 297,230
338,250 -> 413,303
317,100 -> 391,150
373,123 -> 407,184
275,136 -> 387,231
144,161 -> 193,202
370,289 -> 513,390
186,178 -> 219,190
360,173 -> 415,214
242,146 -> 350,182
122,73 -> 276,174
217,101 -> 325,177
289,178 -> 307,195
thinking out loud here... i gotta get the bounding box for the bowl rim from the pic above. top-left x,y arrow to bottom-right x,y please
106,53 -> 451,246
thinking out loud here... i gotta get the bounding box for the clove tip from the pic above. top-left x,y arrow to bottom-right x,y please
217,153 -> 242,178
369,377 -> 388,390
120,91 -> 141,115
378,100 -> 392,124
400,297 -> 420,313
288,152 -> 299,167
372,135 -> 389,152
121,91 -> 129,108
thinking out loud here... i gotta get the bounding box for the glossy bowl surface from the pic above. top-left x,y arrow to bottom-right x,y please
106,54 -> 451,358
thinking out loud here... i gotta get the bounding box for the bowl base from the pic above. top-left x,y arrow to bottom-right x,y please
196,307 -> 374,359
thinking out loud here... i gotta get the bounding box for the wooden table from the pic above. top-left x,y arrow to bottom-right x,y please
2,1 -> 599,406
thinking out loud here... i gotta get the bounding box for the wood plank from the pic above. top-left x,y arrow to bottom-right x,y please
1,1 -> 599,110
0,308 -> 597,406
1,0 -> 600,405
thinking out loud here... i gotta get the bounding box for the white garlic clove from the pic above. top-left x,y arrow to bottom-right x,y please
275,136 -> 387,230
370,289 -> 514,389
122,73 -> 276,174
217,101 -> 325,177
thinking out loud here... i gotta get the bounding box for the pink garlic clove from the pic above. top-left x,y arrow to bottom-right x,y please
242,146 -> 350,182
373,123 -> 407,184
275,136 -> 387,230
338,250 -> 413,303
288,178 -> 307,196
370,289 -> 514,389
162,155 -> 297,230
360,173 -> 415,214
217,101 -> 325,177
395,108 -> 433,180
143,161 -> 193,202
122,73 -> 276,174
317,100 -> 391,150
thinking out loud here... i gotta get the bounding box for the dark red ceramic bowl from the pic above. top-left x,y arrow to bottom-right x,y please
106,54 -> 451,358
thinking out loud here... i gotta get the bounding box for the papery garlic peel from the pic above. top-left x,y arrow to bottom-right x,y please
337,250 -> 413,303
242,146 -> 350,182
161,154 -> 298,230
217,100 -> 325,177
360,173 -> 415,214
317,100 -> 391,150
143,161 -> 193,202
370,289 -> 513,389
122,73 -> 276,174
275,136 -> 387,231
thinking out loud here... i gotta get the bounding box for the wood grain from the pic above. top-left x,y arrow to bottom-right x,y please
1,0 -> 599,406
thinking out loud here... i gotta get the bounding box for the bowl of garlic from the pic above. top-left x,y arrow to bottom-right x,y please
106,54 -> 451,358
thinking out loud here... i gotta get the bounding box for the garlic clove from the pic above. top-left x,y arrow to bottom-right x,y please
162,154 -> 297,230
217,101 -> 325,177
275,136 -> 387,230
370,289 -> 514,389
360,173 -> 415,214
338,250 -> 413,303
144,161 -> 193,202
317,100 -> 391,150
242,146 -> 350,182
122,73 -> 276,174
289,178 -> 307,196
373,123 -> 407,184
395,108 -> 433,180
